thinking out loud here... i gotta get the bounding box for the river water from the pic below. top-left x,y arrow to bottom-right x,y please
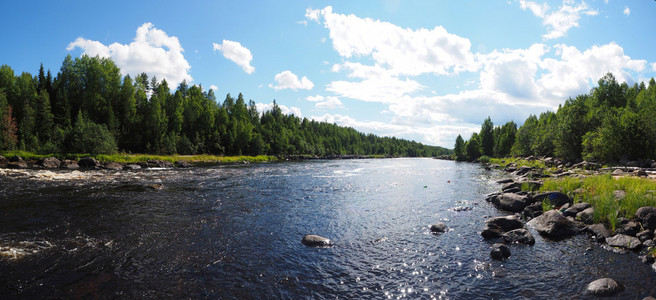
0,158 -> 655,299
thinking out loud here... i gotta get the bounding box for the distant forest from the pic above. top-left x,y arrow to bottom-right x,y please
0,55 -> 450,157
455,73 -> 656,163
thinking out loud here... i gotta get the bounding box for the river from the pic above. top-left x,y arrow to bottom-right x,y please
1,158 -> 655,298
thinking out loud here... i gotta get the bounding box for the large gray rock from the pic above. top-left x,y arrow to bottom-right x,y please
615,221 -> 641,237
523,201 -> 543,219
563,202 -> 591,217
103,162 -> 124,170
481,216 -> 525,239
533,191 -> 571,207
606,234 -> 642,251
576,207 -> 595,224
147,160 -> 174,168
430,223 -> 447,233
501,228 -> 535,245
0,155 -> 7,167
490,243 -> 511,260
586,223 -> 611,242
60,160 -> 79,170
527,210 -> 582,240
38,157 -> 60,169
501,182 -> 522,192
493,193 -> 532,212
585,278 -> 623,296
636,206 -> 656,231
637,230 -> 654,242
302,235 -> 333,247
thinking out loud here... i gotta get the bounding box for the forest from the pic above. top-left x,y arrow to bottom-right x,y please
454,73 -> 656,164
0,55 -> 449,157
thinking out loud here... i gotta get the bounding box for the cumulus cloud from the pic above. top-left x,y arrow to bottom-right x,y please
306,95 -> 344,109
213,40 -> 255,74
210,85 -> 218,91
66,22 -> 192,88
519,0 -> 598,40
306,6 -> 477,76
256,102 -> 302,117
269,70 -> 314,90
327,74 -> 423,104
623,6 -> 630,16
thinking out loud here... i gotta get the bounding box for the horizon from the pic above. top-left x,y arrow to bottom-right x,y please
2,1 -> 655,148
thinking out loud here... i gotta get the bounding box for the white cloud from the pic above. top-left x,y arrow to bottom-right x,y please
307,6 -> 477,76
210,85 -> 218,91
538,42 -> 646,99
623,6 -> 630,16
327,74 -> 423,104
67,22 -> 192,88
256,102 -> 302,117
478,44 -> 547,100
306,95 -> 344,109
652,63 -> 656,72
269,70 -> 314,90
519,0 -> 598,40
212,40 -> 255,74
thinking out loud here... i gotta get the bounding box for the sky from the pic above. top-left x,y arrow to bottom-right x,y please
2,0 -> 656,148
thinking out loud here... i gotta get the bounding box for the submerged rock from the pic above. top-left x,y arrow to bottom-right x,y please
490,243 -> 511,260
302,235 -> 333,247
606,234 -> 641,251
501,228 -> 535,245
527,210 -> 582,240
636,206 -> 656,231
481,216 -> 524,239
585,278 -> 623,296
430,223 -> 447,233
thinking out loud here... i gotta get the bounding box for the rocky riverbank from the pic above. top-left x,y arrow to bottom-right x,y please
482,156 -> 656,297
0,155 -> 190,171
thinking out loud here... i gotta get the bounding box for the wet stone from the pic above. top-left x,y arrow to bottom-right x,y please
302,235 -> 333,247
585,278 -> 623,296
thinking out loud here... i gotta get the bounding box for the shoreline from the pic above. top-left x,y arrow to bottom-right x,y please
478,156 -> 656,285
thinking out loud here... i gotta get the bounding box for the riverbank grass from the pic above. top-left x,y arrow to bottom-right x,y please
538,174 -> 656,230
0,151 -> 278,164
490,157 -> 547,169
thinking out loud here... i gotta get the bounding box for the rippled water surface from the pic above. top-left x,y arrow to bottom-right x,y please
1,159 -> 655,299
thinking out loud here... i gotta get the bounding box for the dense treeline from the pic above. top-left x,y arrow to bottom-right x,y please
0,55 -> 449,157
455,73 -> 656,163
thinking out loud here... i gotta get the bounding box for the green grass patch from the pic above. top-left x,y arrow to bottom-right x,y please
489,157 -> 546,169
1,151 -> 278,165
538,174 -> 656,230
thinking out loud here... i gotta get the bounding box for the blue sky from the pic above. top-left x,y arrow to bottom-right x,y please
2,0 -> 655,147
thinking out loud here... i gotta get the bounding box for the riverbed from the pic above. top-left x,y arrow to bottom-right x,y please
1,158 -> 654,298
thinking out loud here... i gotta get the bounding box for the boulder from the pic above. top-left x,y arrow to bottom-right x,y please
8,155 -> 23,162
585,278 -> 623,296
501,228 -> 535,245
615,221 -> 641,237
485,192 -> 500,203
175,161 -> 192,168
606,234 -> 642,251
514,166 -> 533,176
635,206 -> 656,231
493,193 -> 532,212
637,230 -> 654,242
78,157 -> 101,168
563,202 -> 591,217
533,191 -> 571,208
586,223 -> 612,242
501,182 -> 522,192
576,207 -> 595,224
490,243 -> 511,260
103,162 -> 124,170
613,190 -> 626,201
0,155 -> 7,167
301,234 -> 333,247
147,160 -> 174,168
7,160 -> 28,169
38,157 -> 61,169
635,169 -> 648,177
60,160 -> 79,170
527,210 -> 582,240
430,223 -> 447,233
481,216 -> 524,239
124,164 -> 141,170
523,201 -> 543,220
496,178 -> 514,184
612,169 -> 625,176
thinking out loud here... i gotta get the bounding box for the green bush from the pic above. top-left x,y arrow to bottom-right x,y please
65,113 -> 118,154
478,155 -> 491,163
